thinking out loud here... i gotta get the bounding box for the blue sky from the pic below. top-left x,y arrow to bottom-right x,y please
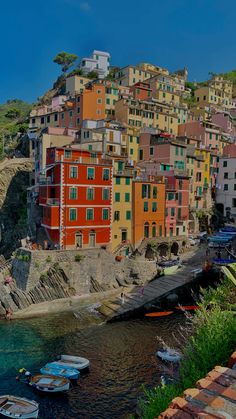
1,0 -> 236,103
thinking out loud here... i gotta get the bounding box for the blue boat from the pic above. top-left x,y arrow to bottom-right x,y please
208,236 -> 231,243
221,226 -> 236,233
40,363 -> 80,380
213,258 -> 236,265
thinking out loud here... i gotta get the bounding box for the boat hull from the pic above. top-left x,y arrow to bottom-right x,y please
52,355 -> 90,371
0,395 -> 39,418
156,350 -> 181,363
40,364 -> 80,380
163,265 -> 179,275
29,374 -> 70,393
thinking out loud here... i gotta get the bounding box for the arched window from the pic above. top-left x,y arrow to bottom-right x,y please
152,222 -> 156,238
144,222 -> 149,238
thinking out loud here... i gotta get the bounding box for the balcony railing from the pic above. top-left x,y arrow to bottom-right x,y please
46,198 -> 59,206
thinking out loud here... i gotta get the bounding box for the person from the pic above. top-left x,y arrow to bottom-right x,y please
140,286 -> 145,297
206,247 -> 210,257
121,292 -> 125,304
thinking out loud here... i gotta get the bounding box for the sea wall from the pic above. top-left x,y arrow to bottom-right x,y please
0,248 -> 157,314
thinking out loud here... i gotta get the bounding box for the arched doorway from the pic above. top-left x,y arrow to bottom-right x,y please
171,242 -> 179,256
144,222 -> 149,238
75,231 -> 83,248
216,203 -> 224,215
89,230 -> 96,247
157,243 -> 169,257
152,222 -> 156,238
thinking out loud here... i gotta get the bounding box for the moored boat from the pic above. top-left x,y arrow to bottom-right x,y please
156,349 -> 181,363
158,259 -> 181,275
51,355 -> 90,371
0,395 -> 39,418
145,311 -> 173,317
29,374 -> 70,393
40,363 -> 80,380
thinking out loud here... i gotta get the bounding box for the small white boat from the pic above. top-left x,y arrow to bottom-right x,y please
0,395 -> 39,418
51,355 -> 90,371
156,349 -> 181,363
29,374 -> 70,393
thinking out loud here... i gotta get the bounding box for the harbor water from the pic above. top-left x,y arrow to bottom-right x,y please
0,307 -> 187,418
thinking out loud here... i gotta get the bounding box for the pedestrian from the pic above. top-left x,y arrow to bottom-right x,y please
206,247 -> 210,257
121,292 -> 125,304
140,286 -> 145,297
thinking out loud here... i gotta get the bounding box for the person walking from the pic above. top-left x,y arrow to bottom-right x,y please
140,286 -> 145,297
206,247 -> 210,258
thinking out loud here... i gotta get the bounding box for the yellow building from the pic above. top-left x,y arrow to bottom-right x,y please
114,65 -> 153,87
148,75 -> 181,106
112,160 -> 134,253
105,82 -> 119,117
194,85 -> 233,109
115,97 -> 178,135
65,75 -> 91,95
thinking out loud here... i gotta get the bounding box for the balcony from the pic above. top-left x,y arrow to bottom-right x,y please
113,168 -> 133,176
46,198 -> 59,206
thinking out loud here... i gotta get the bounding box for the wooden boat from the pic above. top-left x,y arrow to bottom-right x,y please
40,363 -> 80,380
0,395 -> 39,418
51,355 -> 90,371
156,349 -> 181,363
175,305 -> 200,311
29,374 -> 70,393
145,311 -> 173,317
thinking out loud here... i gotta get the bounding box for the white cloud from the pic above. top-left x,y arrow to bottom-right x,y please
80,2 -> 91,12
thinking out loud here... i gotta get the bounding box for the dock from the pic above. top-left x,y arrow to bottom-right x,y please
98,246 -> 209,321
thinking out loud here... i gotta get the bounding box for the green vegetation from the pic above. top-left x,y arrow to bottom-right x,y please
74,254 -> 85,262
53,52 -> 78,74
87,71 -> 99,80
139,278 -> 236,419
46,256 -> 52,263
0,99 -> 32,157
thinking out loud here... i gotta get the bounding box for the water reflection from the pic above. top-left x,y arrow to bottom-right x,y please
0,308 -> 187,418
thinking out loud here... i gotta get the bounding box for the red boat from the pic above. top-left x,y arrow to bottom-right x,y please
145,311 -> 174,317
175,305 -> 200,311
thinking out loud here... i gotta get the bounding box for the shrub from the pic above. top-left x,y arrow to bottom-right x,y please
74,254 -> 84,262
46,256 -> 52,263
139,278 -> 236,419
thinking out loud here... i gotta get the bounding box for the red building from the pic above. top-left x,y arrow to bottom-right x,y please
39,147 -> 112,249
130,82 -> 152,101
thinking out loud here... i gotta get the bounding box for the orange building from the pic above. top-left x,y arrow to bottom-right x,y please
59,82 -> 106,129
132,179 -> 166,247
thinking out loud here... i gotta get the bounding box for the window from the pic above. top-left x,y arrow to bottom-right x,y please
152,202 -> 157,212
136,137 -> 139,144
153,186 -> 157,198
165,208 -> 168,216
130,148 -> 133,155
97,98 -> 102,104
150,147 -> 154,156
139,149 -> 143,160
126,178 -> 130,185
224,184 -> 228,191
116,177 -> 121,185
103,188 -> 109,200
69,111 -> 73,118
159,225 -> 162,237
125,193 -> 130,202
97,89 -> 102,94
86,208 -> 94,220
232,198 -> 236,207
77,118 -> 80,124
87,167 -> 95,180
234,172 -> 236,179
103,168 -> 110,180
180,147 -> 184,156
223,161 -> 227,167
106,98 -> 110,104
69,208 -> 77,221
70,187 -> 77,200
88,145 -> 92,151
102,209 -> 109,220
177,208 -> 181,219
40,117 -> 45,124
115,193 -> 120,202
144,202 -> 148,212
70,166 -> 77,178
171,208 -> 175,217
234,185 -> 236,191
175,146 -> 179,156
77,96 -> 80,102
126,210 -> 131,220
77,107 -> 80,113
178,192 -> 182,205
54,113 -> 58,122
224,172 -> 228,179
129,135 -> 133,143
114,211 -> 120,221
142,184 -> 151,198
87,188 -> 94,200
163,92 -> 166,98
64,149 -> 72,159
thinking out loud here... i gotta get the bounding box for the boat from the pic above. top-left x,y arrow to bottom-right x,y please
156,349 -> 182,363
0,395 -> 39,418
212,258 -> 236,265
158,259 -> 181,275
50,355 -> 90,371
29,374 -> 70,393
145,311 -> 173,317
175,305 -> 200,311
40,363 -> 80,380
220,226 -> 236,233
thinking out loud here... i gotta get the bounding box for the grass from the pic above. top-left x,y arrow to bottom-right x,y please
139,278 -> 236,419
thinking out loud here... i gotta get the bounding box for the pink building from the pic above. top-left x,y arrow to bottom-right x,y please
211,112 -> 236,140
178,120 -> 221,150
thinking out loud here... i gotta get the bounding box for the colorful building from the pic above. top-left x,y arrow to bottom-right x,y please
132,179 -> 166,247
112,159 -> 134,252
39,147 -> 112,249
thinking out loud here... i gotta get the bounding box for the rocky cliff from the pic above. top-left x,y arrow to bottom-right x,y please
0,248 -> 157,316
0,158 -> 33,257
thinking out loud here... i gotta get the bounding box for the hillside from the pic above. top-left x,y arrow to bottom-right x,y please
0,99 -> 32,156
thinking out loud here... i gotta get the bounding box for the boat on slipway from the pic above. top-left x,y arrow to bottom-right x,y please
29,374 -> 70,393
40,363 -> 80,380
158,259 -> 181,275
50,355 -> 90,371
0,395 -> 39,418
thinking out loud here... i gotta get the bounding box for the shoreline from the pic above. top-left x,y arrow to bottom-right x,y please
6,245 -> 205,321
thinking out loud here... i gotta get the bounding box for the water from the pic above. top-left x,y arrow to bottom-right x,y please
0,309 -> 187,419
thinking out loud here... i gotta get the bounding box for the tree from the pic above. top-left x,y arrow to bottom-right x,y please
5,108 -> 21,119
53,52 -> 78,74
87,71 -> 99,79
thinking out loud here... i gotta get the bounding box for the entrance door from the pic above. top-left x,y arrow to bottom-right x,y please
121,229 -> 127,242
75,232 -> 83,248
89,231 -> 96,247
